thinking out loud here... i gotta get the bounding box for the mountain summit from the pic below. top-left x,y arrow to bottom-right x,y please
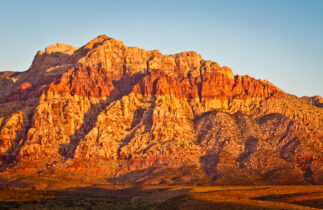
0,35 -> 322,185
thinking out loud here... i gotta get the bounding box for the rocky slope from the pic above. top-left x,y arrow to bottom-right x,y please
0,35 -> 322,185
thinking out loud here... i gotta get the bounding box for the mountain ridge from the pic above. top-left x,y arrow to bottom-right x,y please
0,35 -> 322,185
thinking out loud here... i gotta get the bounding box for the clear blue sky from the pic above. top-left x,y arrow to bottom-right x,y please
0,0 -> 322,96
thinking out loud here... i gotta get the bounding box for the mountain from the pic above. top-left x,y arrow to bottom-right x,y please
0,35 -> 322,185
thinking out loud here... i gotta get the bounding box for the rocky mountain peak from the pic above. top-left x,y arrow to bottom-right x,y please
0,35 -> 321,185
45,43 -> 78,55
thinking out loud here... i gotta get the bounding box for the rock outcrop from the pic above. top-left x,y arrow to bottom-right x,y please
0,35 -> 322,185
302,95 -> 323,108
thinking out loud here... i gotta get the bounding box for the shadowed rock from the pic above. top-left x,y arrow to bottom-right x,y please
0,34 -> 321,185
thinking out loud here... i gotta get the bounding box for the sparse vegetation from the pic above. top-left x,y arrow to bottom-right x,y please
0,184 -> 321,209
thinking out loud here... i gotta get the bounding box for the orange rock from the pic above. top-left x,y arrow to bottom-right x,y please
19,82 -> 32,90
0,34 -> 321,185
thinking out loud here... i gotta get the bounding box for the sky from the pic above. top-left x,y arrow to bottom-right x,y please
0,0 -> 322,97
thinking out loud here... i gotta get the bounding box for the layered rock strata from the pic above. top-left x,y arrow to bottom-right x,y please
0,35 -> 322,185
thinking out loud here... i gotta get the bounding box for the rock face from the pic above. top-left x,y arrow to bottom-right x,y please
0,35 -> 322,185
302,95 -> 323,108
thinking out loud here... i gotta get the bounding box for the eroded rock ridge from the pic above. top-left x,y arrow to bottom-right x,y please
0,35 -> 322,185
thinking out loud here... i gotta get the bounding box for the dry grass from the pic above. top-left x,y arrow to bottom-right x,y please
0,183 -> 322,209
188,185 -> 323,209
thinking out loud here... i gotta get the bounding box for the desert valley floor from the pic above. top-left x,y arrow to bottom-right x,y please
0,175 -> 322,209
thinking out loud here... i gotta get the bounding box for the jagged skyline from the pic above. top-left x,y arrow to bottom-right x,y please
0,34 -> 322,185
0,0 -> 322,97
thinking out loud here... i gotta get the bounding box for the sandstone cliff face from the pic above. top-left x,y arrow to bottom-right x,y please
302,95 -> 323,108
0,35 -> 322,185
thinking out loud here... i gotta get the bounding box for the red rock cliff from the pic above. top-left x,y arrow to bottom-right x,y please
0,35 -> 321,185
